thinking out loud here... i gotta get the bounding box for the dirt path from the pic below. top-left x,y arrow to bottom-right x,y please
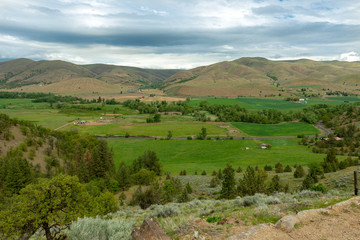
226,197 -> 360,240
54,122 -> 74,131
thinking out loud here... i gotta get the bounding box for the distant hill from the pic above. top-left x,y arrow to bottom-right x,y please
1,58 -> 359,98
0,58 -> 179,91
163,57 -> 360,97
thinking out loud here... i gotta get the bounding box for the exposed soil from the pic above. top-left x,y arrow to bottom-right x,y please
178,197 -> 360,240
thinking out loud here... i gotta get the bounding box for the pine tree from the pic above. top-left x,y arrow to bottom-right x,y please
275,162 -> 284,173
268,175 -> 282,193
185,182 -> 193,194
220,163 -> 236,199
284,165 -> 292,172
321,148 -> 339,173
293,165 -> 305,178
116,161 -> 130,190
178,188 -> 190,203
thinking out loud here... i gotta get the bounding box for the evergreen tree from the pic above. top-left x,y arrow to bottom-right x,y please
321,148 -> 339,173
116,161 -> 130,190
268,175 -> 282,193
238,166 -> 268,196
293,165 -> 305,178
220,163 -> 236,199
284,165 -> 292,172
218,169 -> 223,179
275,162 -> 284,173
185,182 -> 193,194
131,150 -> 162,176
178,188 -> 190,203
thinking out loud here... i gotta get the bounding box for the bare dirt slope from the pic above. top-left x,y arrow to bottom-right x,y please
227,197 -> 360,240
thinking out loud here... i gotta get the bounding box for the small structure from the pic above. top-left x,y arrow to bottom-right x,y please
261,144 -> 267,149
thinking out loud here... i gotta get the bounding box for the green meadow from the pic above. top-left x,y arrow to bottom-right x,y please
108,138 -> 331,174
231,122 -> 320,136
67,121 -> 227,137
189,97 -> 347,112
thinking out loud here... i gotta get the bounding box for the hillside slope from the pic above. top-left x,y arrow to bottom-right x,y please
0,59 -> 179,91
164,58 -> 360,97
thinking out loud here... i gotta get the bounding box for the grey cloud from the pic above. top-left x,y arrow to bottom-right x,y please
252,5 -> 289,15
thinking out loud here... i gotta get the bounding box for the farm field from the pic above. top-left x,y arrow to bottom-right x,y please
231,122 -> 320,136
0,98 -> 136,129
66,121 -> 227,137
189,97 -> 349,111
326,96 -> 360,102
107,138 -> 336,174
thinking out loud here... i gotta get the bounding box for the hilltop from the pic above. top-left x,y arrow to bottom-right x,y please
163,57 -> 360,97
0,57 -> 359,98
0,58 -> 179,97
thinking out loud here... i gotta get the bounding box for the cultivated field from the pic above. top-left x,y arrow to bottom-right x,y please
107,138 -> 339,174
189,97 -> 352,112
231,122 -> 320,136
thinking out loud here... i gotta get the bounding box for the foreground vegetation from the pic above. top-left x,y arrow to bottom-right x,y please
0,91 -> 359,239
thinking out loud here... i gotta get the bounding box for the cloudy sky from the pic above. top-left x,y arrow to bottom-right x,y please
0,0 -> 359,69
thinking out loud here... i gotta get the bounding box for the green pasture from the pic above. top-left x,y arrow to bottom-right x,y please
231,122 -> 320,136
189,97 -> 347,111
67,121 -> 227,137
326,96 -> 360,102
108,138 -> 330,174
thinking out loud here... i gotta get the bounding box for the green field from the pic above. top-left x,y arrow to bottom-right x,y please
189,97 -> 347,112
67,121 -> 227,137
0,99 -> 137,129
326,96 -> 360,102
108,138 -> 332,174
231,122 -> 320,136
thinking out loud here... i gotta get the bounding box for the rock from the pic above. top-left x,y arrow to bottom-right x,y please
275,214 -> 299,232
194,231 -> 199,238
132,217 -> 171,240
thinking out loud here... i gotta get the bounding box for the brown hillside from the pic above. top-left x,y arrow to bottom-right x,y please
0,59 -> 179,93
10,77 -> 122,95
164,57 -> 360,97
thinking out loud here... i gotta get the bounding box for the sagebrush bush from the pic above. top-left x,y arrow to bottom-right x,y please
66,217 -> 134,240
150,204 -> 181,218
297,190 -> 322,198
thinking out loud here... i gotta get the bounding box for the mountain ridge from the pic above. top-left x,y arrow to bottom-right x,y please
0,57 -> 359,97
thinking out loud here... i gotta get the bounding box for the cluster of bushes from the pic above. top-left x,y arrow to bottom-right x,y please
123,99 -> 194,115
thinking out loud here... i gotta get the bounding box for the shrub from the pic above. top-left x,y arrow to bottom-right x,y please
293,165 -> 305,178
187,136 -> 192,140
275,163 -> 284,173
206,216 -> 222,223
284,165 -> 292,172
131,169 -> 156,185
310,183 -> 327,193
264,165 -> 272,171
66,217 -> 134,240
150,204 -> 181,218
201,170 -> 207,176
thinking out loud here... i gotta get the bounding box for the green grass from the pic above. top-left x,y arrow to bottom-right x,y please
231,122 -> 320,136
108,138 -> 328,174
68,121 -> 227,137
189,97 -> 347,112
326,96 -> 360,102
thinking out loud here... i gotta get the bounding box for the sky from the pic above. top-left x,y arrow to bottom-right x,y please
0,0 -> 359,69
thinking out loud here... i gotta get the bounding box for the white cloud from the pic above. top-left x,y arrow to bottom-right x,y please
339,51 -> 360,62
0,0 -> 359,68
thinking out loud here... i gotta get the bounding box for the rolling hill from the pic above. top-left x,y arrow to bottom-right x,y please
0,58 -> 179,92
163,57 -> 360,97
1,57 -> 359,98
